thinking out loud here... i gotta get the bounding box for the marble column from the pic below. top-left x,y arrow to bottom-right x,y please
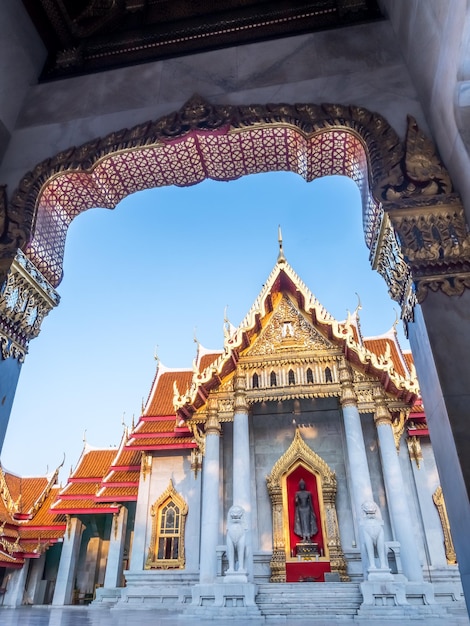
52,516 -> 84,605
104,506 -> 128,588
3,561 -> 30,607
339,359 -> 375,576
339,359 -> 374,513
199,397 -> 221,583
232,373 -> 252,578
24,553 -> 46,605
407,438 -> 448,568
374,387 -> 423,582
128,453 -> 152,571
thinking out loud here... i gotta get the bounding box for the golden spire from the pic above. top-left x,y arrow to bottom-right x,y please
277,225 -> 286,264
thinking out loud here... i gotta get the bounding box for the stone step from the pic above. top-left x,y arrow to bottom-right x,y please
255,583 -> 362,617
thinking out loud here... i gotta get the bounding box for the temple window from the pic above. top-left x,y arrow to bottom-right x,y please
306,368 -> 314,383
252,372 -> 259,388
146,481 -> 187,569
325,367 -> 333,383
288,369 -> 295,385
270,371 -> 277,387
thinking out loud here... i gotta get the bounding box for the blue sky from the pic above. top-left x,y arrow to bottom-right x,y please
2,172 -> 408,479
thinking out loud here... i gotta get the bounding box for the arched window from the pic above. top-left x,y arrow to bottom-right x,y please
270,371 -> 277,387
146,480 -> 188,569
325,367 -> 333,383
252,372 -> 259,388
306,368 -> 314,383
288,369 -> 295,385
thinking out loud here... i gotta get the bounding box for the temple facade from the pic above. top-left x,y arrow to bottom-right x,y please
0,249 -> 465,619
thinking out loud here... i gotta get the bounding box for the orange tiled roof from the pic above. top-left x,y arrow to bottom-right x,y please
199,352 -> 222,372
70,447 -> 118,480
363,337 -> 406,377
145,370 -> 193,416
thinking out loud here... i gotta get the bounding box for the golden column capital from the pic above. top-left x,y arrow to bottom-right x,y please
205,396 -> 221,436
338,358 -> 358,407
233,371 -> 249,413
373,386 -> 393,426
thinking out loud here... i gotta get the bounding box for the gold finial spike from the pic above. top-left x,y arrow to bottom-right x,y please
392,308 -> 399,331
121,412 -> 126,429
82,429 -> 87,444
131,414 -> 135,430
154,345 -> 159,365
141,397 -> 145,414
277,225 -> 286,264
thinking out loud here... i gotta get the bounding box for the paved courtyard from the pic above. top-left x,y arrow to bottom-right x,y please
0,607 -> 469,626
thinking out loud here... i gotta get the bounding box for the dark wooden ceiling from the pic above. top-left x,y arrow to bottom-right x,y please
22,0 -> 382,81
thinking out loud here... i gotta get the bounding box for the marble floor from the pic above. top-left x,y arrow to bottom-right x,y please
0,607 -> 469,626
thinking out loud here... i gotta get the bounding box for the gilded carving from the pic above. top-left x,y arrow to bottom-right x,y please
432,486 -> 457,565
0,463 -> 20,516
376,116 -> 452,202
249,295 -> 333,357
407,436 -> 423,468
0,250 -> 59,357
266,429 -> 348,582
373,386 -> 393,427
338,358 -> 358,407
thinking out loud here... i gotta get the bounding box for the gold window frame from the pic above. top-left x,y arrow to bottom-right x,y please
145,480 -> 188,569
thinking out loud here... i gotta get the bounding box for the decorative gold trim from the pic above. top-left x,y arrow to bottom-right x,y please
339,358 -> 358,407
141,452 -> 152,481
233,372 -> 248,413
432,486 -> 457,565
392,409 -> 408,449
406,435 -> 423,468
145,480 -> 188,570
0,463 -> 20,516
205,396 -> 221,436
373,386 -> 393,427
266,429 -> 348,582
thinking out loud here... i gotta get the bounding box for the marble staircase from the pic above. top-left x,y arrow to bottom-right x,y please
255,582 -> 362,618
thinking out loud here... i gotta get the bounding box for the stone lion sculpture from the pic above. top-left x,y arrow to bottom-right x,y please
226,504 -> 247,573
361,500 -> 388,570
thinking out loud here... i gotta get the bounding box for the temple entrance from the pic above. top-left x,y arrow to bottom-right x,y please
1,97 -> 470,611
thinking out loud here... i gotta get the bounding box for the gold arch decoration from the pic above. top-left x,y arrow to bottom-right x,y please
432,485 -> 457,565
145,479 -> 188,570
266,428 -> 347,582
1,95 -> 468,319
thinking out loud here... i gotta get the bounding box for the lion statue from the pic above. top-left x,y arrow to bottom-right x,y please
226,504 -> 247,574
361,500 -> 388,570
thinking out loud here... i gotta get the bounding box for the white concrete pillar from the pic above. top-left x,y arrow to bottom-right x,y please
233,373 -> 253,578
3,562 -> 30,607
52,517 -> 84,605
199,397 -> 221,583
104,506 -> 128,588
24,553 -> 46,605
374,387 -> 423,582
129,454 -> 153,571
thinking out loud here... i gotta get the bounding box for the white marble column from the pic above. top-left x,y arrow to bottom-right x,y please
24,553 -> 46,605
339,359 -> 376,577
232,373 -> 253,579
339,360 -> 374,514
199,397 -> 221,583
52,517 -> 84,605
104,506 -> 128,588
3,561 -> 30,607
128,453 -> 152,571
374,387 -> 423,582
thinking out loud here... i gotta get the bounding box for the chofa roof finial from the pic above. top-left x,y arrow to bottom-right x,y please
277,225 -> 286,264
